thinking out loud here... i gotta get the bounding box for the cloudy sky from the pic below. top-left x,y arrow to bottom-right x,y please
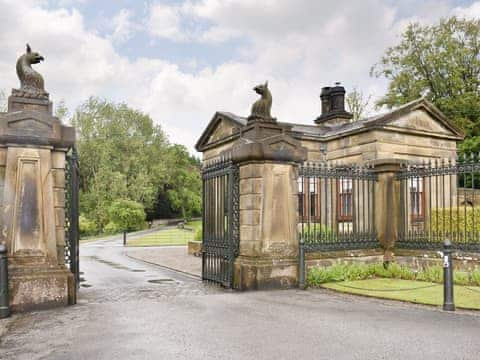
0,0 -> 478,153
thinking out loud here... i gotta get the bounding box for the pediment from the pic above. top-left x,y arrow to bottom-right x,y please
196,112 -> 246,151
388,109 -> 452,135
206,118 -> 238,145
263,134 -> 300,151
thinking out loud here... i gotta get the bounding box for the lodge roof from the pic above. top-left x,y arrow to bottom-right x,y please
195,97 -> 464,152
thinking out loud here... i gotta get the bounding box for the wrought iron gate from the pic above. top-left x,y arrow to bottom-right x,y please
65,147 -> 80,299
201,157 -> 239,288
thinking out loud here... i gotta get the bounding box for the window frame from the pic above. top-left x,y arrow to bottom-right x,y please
409,177 -> 425,222
337,178 -> 353,222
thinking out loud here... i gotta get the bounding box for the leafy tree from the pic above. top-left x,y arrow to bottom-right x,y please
164,144 -> 202,220
55,99 -> 70,123
107,199 -> 146,232
74,97 -> 202,232
346,87 -> 372,121
74,97 -> 169,229
371,17 -> 480,137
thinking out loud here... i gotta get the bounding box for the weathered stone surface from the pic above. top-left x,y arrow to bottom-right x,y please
53,188 -> 65,207
8,267 -> 71,312
240,194 -> 262,210
187,240 -> 202,256
239,178 -> 263,194
233,256 -> 298,290
240,164 -> 264,179
52,151 -> 66,169
0,148 -> 7,166
0,46 -> 73,312
239,225 -> 262,242
54,207 -> 65,228
56,228 -> 65,245
52,169 -> 65,188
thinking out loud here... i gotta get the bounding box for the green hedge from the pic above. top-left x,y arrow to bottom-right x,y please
307,262 -> 480,287
430,207 -> 480,234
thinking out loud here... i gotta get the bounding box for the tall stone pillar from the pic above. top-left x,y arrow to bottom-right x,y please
231,121 -> 307,289
0,45 -> 75,311
371,159 -> 404,262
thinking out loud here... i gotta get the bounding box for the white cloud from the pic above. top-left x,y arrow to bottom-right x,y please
110,8 -> 140,44
453,1 -> 480,18
0,0 -> 476,154
147,3 -> 185,41
198,26 -> 241,43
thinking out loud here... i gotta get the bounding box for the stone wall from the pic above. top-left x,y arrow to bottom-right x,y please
305,130 -> 458,164
305,250 -> 480,272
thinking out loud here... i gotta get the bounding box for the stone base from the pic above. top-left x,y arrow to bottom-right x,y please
233,256 -> 298,290
187,241 -> 202,256
8,265 -> 72,312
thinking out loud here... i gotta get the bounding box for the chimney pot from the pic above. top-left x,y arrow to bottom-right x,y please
315,82 -> 353,126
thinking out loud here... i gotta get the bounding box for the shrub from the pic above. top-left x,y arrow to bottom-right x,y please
326,263 -> 347,282
307,262 -> 480,287
194,228 -> 202,241
307,267 -> 333,285
371,263 -> 393,278
471,270 -> 480,286
79,215 -> 98,236
106,199 -> 146,232
417,266 -> 443,283
454,271 -> 470,286
345,263 -> 370,281
104,221 -> 122,235
431,207 -> 480,235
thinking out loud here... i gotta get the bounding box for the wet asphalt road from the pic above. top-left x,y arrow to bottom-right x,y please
1,237 -> 480,360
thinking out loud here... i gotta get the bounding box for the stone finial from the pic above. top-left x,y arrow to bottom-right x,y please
12,44 -> 49,100
248,81 -> 276,124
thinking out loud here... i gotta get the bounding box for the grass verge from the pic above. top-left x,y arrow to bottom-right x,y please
322,278 -> 480,310
126,221 -> 201,247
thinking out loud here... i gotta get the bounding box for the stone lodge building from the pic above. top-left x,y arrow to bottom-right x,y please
196,84 -> 462,164
196,83 -> 466,290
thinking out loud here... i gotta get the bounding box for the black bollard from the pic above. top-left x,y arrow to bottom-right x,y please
0,244 -> 10,319
443,237 -> 455,312
123,231 -> 127,247
299,238 -> 306,290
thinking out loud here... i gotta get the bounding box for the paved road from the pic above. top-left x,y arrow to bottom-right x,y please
1,237 -> 480,360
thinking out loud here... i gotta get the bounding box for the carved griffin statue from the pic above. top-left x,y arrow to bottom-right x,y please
249,81 -> 274,123
13,44 -> 49,99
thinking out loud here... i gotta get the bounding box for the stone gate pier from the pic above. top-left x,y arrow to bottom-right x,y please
0,45 -> 75,311
230,117 -> 307,289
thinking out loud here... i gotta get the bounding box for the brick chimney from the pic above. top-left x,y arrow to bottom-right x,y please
315,82 -> 353,126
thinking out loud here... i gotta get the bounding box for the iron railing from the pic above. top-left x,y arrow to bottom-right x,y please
397,154 -> 480,252
201,155 -> 239,288
65,147 -> 80,297
298,162 -> 379,252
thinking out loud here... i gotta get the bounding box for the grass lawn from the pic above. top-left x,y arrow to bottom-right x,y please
321,278 -> 480,310
184,220 -> 202,232
80,233 -> 121,243
126,221 -> 201,247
